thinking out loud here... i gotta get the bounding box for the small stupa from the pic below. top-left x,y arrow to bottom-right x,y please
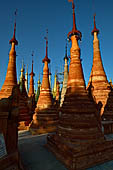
29,30 -> 58,134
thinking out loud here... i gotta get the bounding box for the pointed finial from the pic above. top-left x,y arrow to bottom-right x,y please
29,52 -> 35,76
9,9 -> 18,45
64,39 -> 69,61
42,29 -> 50,63
92,14 -> 99,35
68,0 -> 82,40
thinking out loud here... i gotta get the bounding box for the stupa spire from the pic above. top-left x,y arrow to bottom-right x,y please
36,29 -> 52,108
67,0 -> 85,94
42,29 -> 50,63
0,10 -> 18,99
9,9 -> 18,45
92,14 -> 99,35
87,14 -> 110,115
68,0 -> 82,40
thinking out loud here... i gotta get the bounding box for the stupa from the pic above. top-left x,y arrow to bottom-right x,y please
46,1 -> 113,169
60,42 -> 69,107
0,21 -> 18,99
87,15 -> 110,115
29,30 -> 58,134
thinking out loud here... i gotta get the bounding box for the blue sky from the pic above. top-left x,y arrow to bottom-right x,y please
0,0 -> 113,90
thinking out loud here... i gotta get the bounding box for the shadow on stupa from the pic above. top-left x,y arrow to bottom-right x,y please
102,86 -> 113,135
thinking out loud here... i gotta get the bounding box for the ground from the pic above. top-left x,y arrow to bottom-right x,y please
18,131 -> 113,170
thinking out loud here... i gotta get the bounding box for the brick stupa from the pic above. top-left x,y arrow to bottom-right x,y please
60,42 -> 69,107
0,22 -> 18,99
87,15 -> 110,115
46,1 -> 113,169
29,31 -> 58,134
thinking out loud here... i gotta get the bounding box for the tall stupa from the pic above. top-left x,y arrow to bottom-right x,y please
46,1 -> 113,169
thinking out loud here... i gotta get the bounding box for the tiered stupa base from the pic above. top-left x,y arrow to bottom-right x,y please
46,90 -> 113,169
18,94 -> 32,131
46,134 -> 113,170
29,108 -> 58,135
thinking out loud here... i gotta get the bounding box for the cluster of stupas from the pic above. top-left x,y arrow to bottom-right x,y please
0,0 -> 113,169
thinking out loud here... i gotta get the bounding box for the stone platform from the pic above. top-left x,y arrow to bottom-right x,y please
18,131 -> 113,170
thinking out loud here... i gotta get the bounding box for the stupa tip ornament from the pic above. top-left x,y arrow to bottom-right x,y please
30,59 -> 35,77
9,10 -> 18,45
91,14 -> 99,35
42,29 -> 50,63
67,0 -> 82,40
64,41 -> 69,61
